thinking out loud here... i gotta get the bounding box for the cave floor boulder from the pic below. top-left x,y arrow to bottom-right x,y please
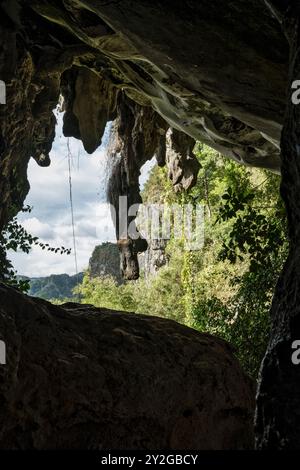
0,283 -> 254,449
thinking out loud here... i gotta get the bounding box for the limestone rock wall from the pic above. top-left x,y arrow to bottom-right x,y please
0,284 -> 254,450
88,242 -> 123,283
0,0 -> 289,234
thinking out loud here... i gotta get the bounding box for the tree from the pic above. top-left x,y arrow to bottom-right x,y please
77,144 -> 287,378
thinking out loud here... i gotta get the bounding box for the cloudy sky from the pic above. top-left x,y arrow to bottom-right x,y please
9,111 -> 154,278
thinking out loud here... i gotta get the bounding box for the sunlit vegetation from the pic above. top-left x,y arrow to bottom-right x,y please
76,145 -> 288,379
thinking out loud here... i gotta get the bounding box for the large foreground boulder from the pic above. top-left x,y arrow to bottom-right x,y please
0,284 -> 254,449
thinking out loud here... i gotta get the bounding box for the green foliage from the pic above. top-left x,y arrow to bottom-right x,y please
142,165 -> 174,204
187,147 -> 287,378
189,250 -> 285,377
77,144 -> 287,379
76,244 -> 186,321
217,182 -> 286,272
75,273 -> 137,312
29,273 -> 84,300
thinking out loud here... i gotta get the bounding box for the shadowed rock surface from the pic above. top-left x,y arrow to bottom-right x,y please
2,0 -> 300,450
254,1 -> 300,450
0,284 -> 254,449
0,0 -> 288,270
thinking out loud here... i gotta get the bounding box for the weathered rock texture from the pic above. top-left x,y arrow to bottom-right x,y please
255,1 -> 300,450
106,97 -> 200,279
1,0 -> 300,450
0,0 -> 289,270
27,0 -> 287,172
88,242 -> 123,283
89,241 -> 168,282
139,239 -> 168,278
62,67 -> 118,154
165,128 -> 200,192
0,284 -> 254,449
107,96 -> 168,279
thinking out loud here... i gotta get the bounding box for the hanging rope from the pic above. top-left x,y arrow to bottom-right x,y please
67,139 -> 79,285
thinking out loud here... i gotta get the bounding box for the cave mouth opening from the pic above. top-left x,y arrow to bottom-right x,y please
9,107 -> 115,280
7,102 -> 159,302
2,0 -> 300,451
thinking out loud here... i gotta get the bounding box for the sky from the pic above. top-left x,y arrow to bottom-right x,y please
9,111 -> 154,278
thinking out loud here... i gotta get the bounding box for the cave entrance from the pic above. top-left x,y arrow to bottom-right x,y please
10,109 -> 114,284
8,107 -> 156,301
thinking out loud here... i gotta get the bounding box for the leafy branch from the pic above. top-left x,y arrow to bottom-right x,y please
0,206 -> 71,292
217,187 -> 287,272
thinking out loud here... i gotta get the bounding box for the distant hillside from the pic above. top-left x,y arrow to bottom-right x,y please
22,273 -> 84,300
19,240 -> 168,301
89,242 -> 122,283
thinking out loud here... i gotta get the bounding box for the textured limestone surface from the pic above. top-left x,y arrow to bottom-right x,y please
0,284 -> 254,449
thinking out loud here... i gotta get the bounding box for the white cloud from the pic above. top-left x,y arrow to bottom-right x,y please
10,114 -> 116,277
10,113 -> 154,278
21,217 -> 55,240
